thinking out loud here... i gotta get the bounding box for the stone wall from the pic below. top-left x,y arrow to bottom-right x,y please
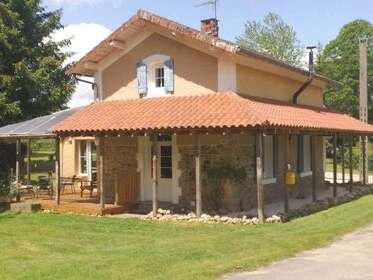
177,134 -> 256,213
177,134 -> 325,214
264,135 -> 325,205
102,137 -> 138,203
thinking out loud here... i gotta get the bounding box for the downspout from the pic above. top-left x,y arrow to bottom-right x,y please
73,75 -> 99,100
292,46 -> 316,104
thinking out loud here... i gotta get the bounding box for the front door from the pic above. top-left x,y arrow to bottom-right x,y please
157,136 -> 173,202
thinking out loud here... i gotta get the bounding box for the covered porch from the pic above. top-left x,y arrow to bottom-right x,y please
0,108 -> 126,215
51,92 -> 373,220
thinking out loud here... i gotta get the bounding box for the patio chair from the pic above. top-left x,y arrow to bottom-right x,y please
80,180 -> 97,198
60,176 -> 76,194
35,176 -> 53,198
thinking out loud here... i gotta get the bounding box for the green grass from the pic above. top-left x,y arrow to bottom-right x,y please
2,196 -> 373,280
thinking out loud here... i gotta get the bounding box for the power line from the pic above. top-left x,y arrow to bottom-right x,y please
195,0 -> 219,19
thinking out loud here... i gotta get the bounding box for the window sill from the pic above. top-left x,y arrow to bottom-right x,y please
300,171 -> 313,178
263,177 -> 277,185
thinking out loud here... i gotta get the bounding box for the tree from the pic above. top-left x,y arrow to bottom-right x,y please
236,12 -> 304,67
0,0 -> 75,127
317,20 -> 373,120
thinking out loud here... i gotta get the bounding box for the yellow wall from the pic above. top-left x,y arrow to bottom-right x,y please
102,33 -> 218,100
60,137 -> 76,177
236,64 -> 324,107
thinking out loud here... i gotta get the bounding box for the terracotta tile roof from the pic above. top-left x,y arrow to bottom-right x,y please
52,92 -> 373,135
69,10 -> 332,84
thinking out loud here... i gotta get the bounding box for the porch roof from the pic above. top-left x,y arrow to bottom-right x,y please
51,92 -> 373,136
0,107 -> 83,139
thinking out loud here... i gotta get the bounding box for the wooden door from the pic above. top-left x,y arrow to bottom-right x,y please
116,173 -> 140,205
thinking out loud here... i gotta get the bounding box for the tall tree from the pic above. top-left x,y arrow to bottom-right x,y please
317,20 -> 373,120
236,12 -> 304,67
0,0 -> 75,126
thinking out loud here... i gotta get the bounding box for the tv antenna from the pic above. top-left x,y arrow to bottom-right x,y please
195,0 -> 219,19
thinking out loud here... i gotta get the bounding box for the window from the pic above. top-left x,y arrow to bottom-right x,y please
137,55 -> 173,98
79,141 -> 97,180
160,145 -> 172,179
298,135 -> 312,175
155,67 -> 165,88
80,141 -> 88,175
263,135 -> 277,180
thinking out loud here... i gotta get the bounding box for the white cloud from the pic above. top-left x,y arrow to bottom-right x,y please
52,23 -> 111,108
44,0 -> 123,8
45,0 -> 103,7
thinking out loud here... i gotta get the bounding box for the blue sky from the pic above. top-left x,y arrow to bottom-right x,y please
44,0 -> 373,107
47,0 -> 373,46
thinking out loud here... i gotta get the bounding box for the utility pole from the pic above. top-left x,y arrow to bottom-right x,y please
359,38 -> 368,184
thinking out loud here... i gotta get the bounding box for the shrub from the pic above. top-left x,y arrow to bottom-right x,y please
0,172 -> 10,197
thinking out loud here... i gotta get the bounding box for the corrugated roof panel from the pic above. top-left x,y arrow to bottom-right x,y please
0,107 -> 83,138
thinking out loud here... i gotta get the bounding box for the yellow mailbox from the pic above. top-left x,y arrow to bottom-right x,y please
286,171 -> 296,185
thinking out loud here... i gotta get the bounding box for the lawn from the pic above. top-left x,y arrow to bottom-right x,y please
2,196 -> 373,280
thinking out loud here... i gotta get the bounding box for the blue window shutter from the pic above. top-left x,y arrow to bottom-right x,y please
298,135 -> 304,173
136,62 -> 147,97
164,58 -> 174,93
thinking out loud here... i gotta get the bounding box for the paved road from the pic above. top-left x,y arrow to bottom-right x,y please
222,224 -> 373,280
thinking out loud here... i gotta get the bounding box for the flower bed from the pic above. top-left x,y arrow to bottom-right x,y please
146,209 -> 282,225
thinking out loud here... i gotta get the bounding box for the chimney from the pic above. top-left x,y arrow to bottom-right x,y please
201,18 -> 219,37
306,46 -> 317,74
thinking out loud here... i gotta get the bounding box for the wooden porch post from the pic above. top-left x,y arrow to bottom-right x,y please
27,139 -> 31,184
311,135 -> 317,202
15,138 -> 20,184
255,133 -> 265,223
114,174 -> 119,206
333,134 -> 337,198
152,138 -> 158,218
349,135 -> 353,192
97,137 -> 105,209
341,136 -> 345,185
195,136 -> 202,218
283,132 -> 290,214
55,137 -> 61,205
362,136 -> 367,185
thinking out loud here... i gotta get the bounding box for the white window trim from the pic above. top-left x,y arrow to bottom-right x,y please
79,141 -> 94,179
263,177 -> 277,185
263,135 -> 277,182
300,171 -> 313,178
142,54 -> 171,98
157,136 -> 173,180
299,135 -> 312,174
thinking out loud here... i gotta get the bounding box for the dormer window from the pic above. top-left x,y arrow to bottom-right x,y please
137,54 -> 174,98
155,67 -> 165,88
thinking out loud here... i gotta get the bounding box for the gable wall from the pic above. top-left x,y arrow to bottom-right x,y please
100,31 -> 324,106
236,64 -> 324,107
102,33 -> 218,100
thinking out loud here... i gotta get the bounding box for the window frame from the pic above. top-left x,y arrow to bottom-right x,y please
157,135 -> 173,179
298,135 -> 312,177
79,141 -> 97,180
155,67 -> 165,88
262,135 -> 277,184
79,141 -> 88,176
